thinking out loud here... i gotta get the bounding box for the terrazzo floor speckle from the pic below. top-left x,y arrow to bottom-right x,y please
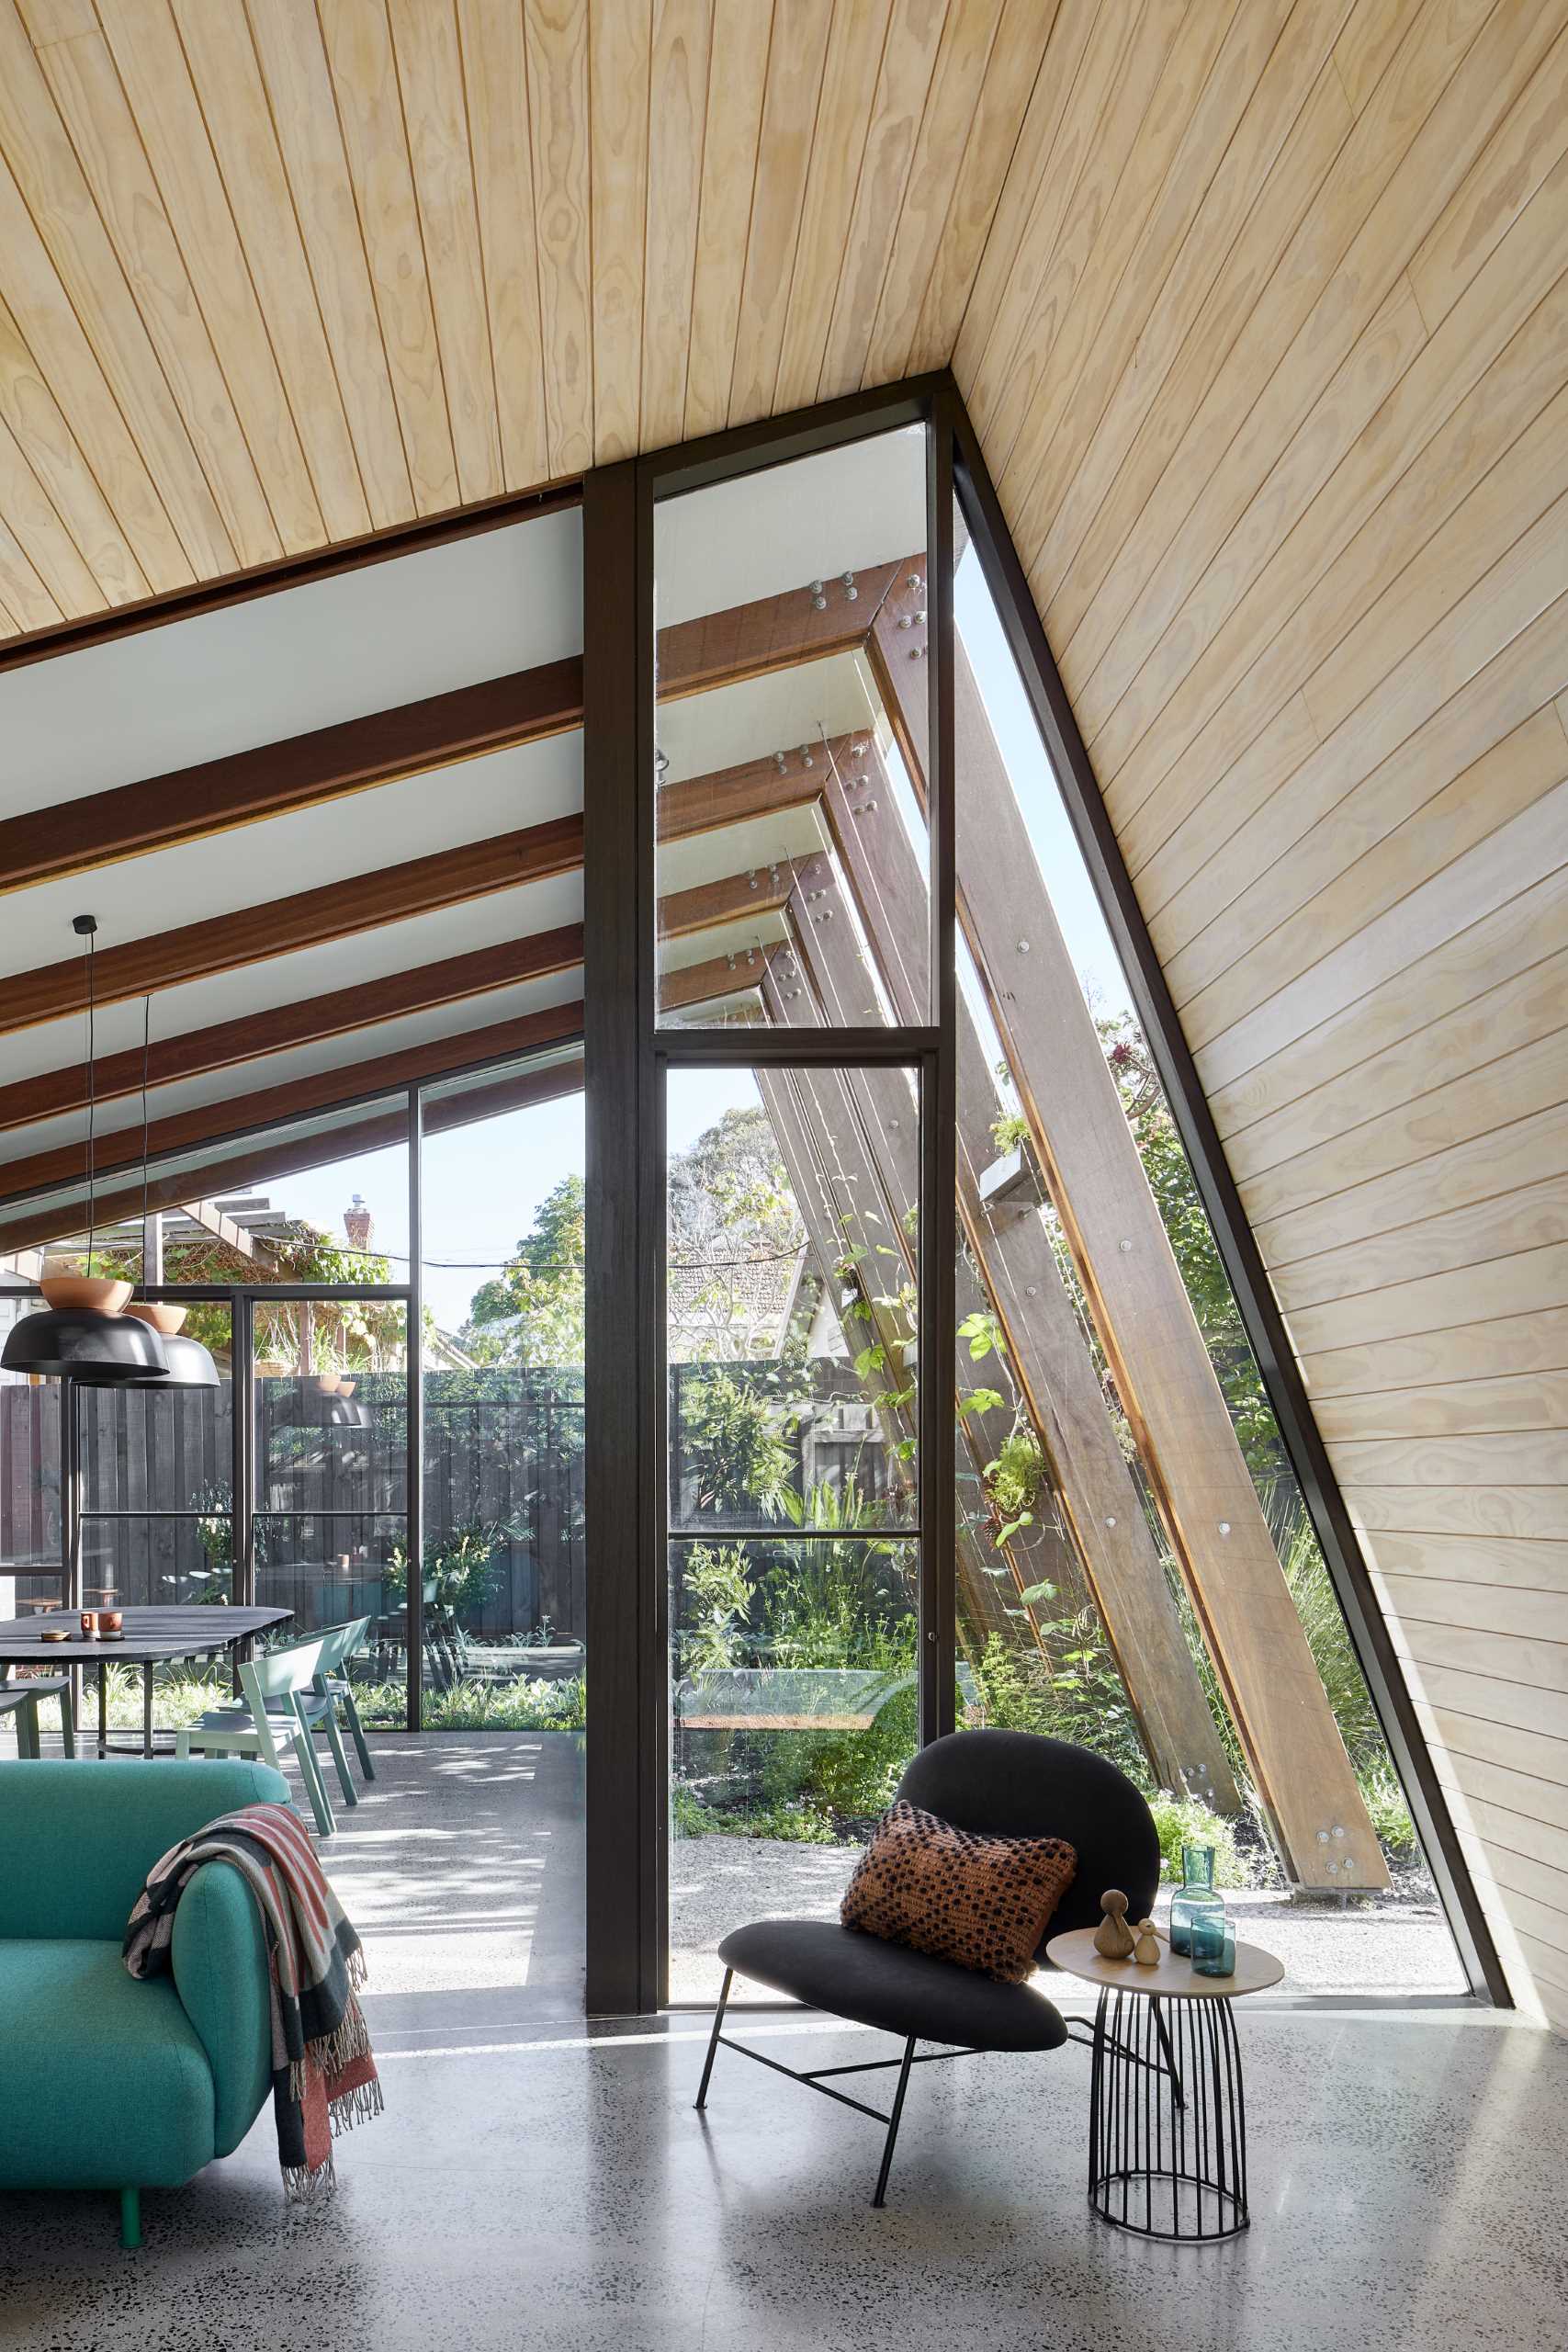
2,1734 -> 1561,2352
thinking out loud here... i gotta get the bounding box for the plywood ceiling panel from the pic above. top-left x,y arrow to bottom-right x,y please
0,0 -> 1059,639
954,0 -> 1568,2030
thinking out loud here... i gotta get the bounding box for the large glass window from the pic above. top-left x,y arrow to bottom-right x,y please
666,1064 -> 919,2002
654,427 -> 931,1030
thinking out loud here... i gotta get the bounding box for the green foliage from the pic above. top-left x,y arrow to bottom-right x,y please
1145,1791 -> 1250,1889
669,1106 -> 806,1361
681,1367 -> 797,1518
460,1174 -> 586,1367
964,1624 -> 1146,1787
386,1518 -> 508,1615
681,1542 -> 754,1677
412,1674 -> 585,1732
985,1425 -> 1046,1546
1357,1751 -> 1417,1856
990,1112 -> 1032,1154
672,1786 -> 835,1844
74,1665 -> 229,1732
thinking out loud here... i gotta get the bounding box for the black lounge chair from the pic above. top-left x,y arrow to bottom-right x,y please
695,1728 -> 1161,2205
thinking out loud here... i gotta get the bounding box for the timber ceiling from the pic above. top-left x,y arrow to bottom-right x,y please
1,0 -> 1566,2023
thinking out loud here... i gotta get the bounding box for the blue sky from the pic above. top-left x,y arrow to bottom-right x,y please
277,550 -> 1131,1334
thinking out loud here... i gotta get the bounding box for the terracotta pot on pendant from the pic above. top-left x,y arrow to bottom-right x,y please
125,1301 -> 187,1336
39,1275 -> 132,1316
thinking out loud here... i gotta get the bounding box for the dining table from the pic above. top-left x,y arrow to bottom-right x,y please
0,1604 -> 293,1758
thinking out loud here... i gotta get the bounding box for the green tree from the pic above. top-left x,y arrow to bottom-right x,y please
458,1174 -> 586,1366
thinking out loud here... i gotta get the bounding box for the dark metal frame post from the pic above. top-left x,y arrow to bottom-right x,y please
584,457 -> 659,2017
945,390 -> 1505,2007
407,1081 -> 423,1734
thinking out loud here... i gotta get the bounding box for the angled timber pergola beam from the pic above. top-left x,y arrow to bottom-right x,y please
772,871 -> 1080,1651
0,928 -> 586,1133
0,1000 -> 584,1205
175,1198 -> 262,1262
656,561 -> 901,699
866,574 -> 1382,1888
815,748 -> 1238,1810
0,1056 -> 584,1261
657,733 -> 863,845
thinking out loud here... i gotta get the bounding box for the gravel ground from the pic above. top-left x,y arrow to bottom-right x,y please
669,1833 -> 1468,2005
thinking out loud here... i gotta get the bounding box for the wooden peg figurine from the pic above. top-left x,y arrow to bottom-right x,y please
1093,1887 -> 1136,1961
1133,1918 -> 1161,1967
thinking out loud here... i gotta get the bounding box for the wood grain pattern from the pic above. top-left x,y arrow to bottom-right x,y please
946,0 -> 1568,2015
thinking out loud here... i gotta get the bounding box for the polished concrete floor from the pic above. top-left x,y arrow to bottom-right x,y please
3,1734 -> 1563,2351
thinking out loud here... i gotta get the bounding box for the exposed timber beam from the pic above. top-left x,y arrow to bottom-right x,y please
0,927 -> 585,1133
0,566 -> 892,899
0,661 -> 583,897
0,816 -> 583,1037
658,860 -> 791,939
816,750 -> 1239,1811
0,1057 -> 584,1260
0,1001 -> 584,1205
656,562 -> 900,700
658,945 -> 775,1012
657,734 -> 860,844
868,579 -> 1382,1888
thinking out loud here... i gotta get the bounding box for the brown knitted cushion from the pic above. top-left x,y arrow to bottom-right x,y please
840,1799 -> 1077,1984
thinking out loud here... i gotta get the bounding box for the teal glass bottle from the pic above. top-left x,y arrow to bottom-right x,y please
1190,1905 -> 1235,1977
1168,1843 -> 1224,1957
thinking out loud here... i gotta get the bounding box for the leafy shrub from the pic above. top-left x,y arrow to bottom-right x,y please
1146,1791 -> 1251,1888
964,1625 -> 1147,1789
352,1674 -> 585,1732
1357,1751 -> 1417,1856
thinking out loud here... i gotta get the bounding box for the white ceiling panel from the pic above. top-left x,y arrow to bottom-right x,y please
0,509 -> 581,822
0,732 -> 582,981
658,655 -> 876,785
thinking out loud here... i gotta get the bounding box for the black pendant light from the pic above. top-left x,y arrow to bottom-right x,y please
2,920 -> 170,1385
76,995 -> 219,1390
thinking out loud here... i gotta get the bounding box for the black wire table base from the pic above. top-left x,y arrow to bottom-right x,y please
1087,1985 -> 1249,2241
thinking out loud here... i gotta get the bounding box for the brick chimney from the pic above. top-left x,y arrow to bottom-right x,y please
344,1193 -> 373,1251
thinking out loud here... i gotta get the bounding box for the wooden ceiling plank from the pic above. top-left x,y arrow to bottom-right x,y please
588,0 -> 650,465
861,0 -> 1004,390
1032,46 -> 1352,660
1409,17 -> 1568,335
1116,254 -> 1568,891
953,0 -> 1125,455
162,0 -> 371,540
0,424 -> 69,630
386,0 -> 504,504
89,0 -> 328,559
726,0 -> 833,429
0,926 -> 585,1134
0,810 -> 582,1036
0,1053 -> 586,1255
524,0 -> 593,476
0,157 -> 176,595
0,652 -> 583,892
317,0 -> 460,514
976,0 -> 1190,492
457,0 -> 549,490
31,23 -> 286,571
770,0 -> 893,417
946,0 -> 1090,392
998,0 -> 1286,548
0,0 -> 235,578
209,0 -> 410,533
0,316 -> 122,617
904,0 -> 1057,378
638,0 -> 713,454
681,0 -> 770,438
1088,267 -> 1429,790
815,0 -> 949,405
0,997 -> 585,1201
1059,0 -> 1526,734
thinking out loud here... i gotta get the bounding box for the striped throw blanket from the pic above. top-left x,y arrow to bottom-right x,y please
124,1802 -> 382,2201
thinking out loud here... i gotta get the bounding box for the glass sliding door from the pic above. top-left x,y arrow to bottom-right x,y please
666,1065 -> 920,2002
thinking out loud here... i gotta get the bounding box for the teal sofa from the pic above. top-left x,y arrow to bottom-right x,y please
0,1757 -> 288,2247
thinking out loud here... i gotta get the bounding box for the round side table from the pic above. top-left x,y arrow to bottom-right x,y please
1044,1926 -> 1283,2243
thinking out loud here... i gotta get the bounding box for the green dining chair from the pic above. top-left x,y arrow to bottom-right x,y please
310,1616 -> 377,1792
0,1675 -> 75,1758
175,1640 -> 336,1838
